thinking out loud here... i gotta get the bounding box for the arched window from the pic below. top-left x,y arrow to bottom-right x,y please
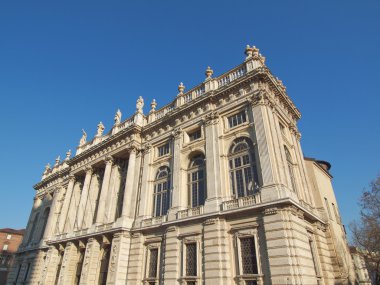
27,213 -> 40,243
153,166 -> 170,217
228,138 -> 259,197
188,154 -> 206,207
284,147 -> 297,192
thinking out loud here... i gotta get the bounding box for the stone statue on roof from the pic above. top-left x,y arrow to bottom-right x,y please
79,129 -> 87,146
136,96 -> 144,114
96,122 -> 105,137
114,109 -> 122,125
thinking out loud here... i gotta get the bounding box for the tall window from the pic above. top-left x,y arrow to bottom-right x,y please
98,246 -> 111,285
284,147 -> 297,192
153,167 -> 170,217
186,243 -> 197,277
229,138 -> 259,197
27,213 -> 40,243
148,247 -> 159,284
188,154 -> 206,208
240,237 -> 258,274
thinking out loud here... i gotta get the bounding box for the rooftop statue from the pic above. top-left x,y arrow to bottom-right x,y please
79,129 -> 87,146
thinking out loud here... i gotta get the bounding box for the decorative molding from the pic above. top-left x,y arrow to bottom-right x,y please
263,207 -> 278,216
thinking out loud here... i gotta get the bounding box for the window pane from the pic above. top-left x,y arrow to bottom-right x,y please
236,169 -> 244,197
240,237 -> 258,274
148,248 -> 158,278
186,243 -> 197,276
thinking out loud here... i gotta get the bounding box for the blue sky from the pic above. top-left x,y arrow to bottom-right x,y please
0,1 -> 379,240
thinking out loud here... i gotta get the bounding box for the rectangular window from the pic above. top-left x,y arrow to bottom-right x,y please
186,243 -> 197,276
228,111 -> 247,128
2,244 -> 8,251
148,248 -> 159,278
324,198 -> 332,220
240,237 -> 258,274
6,234 -> 11,240
158,143 -> 170,157
188,129 -> 201,141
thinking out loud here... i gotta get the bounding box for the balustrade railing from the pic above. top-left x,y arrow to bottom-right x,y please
222,193 -> 261,211
177,206 -> 204,219
141,215 -> 168,227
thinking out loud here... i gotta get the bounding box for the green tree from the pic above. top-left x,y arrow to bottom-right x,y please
351,174 -> 380,285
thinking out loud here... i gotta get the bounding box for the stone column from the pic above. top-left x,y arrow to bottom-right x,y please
76,167 -> 93,230
204,111 -> 222,212
137,145 -> 153,220
79,238 -> 101,285
168,129 -> 184,219
42,189 -> 61,240
96,156 -> 114,225
120,148 -> 137,221
65,181 -> 82,232
106,232 -> 132,285
42,245 -> 63,285
58,176 -> 75,233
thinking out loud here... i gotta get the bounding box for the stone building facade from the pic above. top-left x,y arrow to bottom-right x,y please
0,228 -> 25,285
8,45 -> 355,285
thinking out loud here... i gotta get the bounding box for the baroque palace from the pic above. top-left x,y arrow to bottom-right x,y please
8,45 -> 355,285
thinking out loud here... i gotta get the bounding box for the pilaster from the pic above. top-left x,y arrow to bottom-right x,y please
57,242 -> 79,285
120,148 -> 137,226
168,129 -> 185,219
204,111 -> 222,212
203,218 -> 231,285
163,226 -> 180,283
107,232 -> 132,285
137,145 -> 153,220
43,188 -> 63,240
79,237 -> 101,285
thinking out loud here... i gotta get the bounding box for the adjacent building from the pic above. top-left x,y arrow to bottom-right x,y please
8,45 -> 356,285
0,228 -> 25,285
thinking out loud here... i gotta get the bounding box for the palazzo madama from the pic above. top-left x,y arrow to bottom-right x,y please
8,45 -> 356,285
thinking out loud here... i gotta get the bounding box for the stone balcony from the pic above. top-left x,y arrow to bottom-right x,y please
222,193 -> 262,211
141,215 -> 168,227
177,206 -> 204,219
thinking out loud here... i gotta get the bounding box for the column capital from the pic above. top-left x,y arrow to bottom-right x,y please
104,155 -> 114,165
203,111 -> 219,126
171,127 -> 183,139
68,174 -> 76,182
85,166 -> 93,175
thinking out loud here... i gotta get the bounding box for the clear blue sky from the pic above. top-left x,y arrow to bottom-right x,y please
0,1 -> 379,240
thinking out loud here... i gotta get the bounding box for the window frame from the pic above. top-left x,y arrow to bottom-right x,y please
227,110 -> 248,129
231,226 -> 262,285
152,166 -> 171,217
179,235 -> 201,285
143,238 -> 162,285
6,234 -> 11,240
157,142 -> 170,158
187,154 -> 206,208
228,138 -> 260,198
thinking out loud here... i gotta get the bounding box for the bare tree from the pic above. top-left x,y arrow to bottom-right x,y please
351,174 -> 380,285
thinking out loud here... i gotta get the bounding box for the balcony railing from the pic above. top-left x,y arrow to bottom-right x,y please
141,215 -> 168,227
177,206 -> 204,219
222,193 -> 261,211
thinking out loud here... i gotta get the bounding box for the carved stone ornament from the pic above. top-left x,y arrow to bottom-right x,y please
178,82 -> 185,95
65,149 -> 71,161
203,218 -> 218,225
104,156 -> 114,165
203,111 -> 219,126
54,156 -> 60,167
171,127 -> 182,139
263,207 -> 278,216
110,243 -> 118,273
150,99 -> 157,113
205,66 -> 213,79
